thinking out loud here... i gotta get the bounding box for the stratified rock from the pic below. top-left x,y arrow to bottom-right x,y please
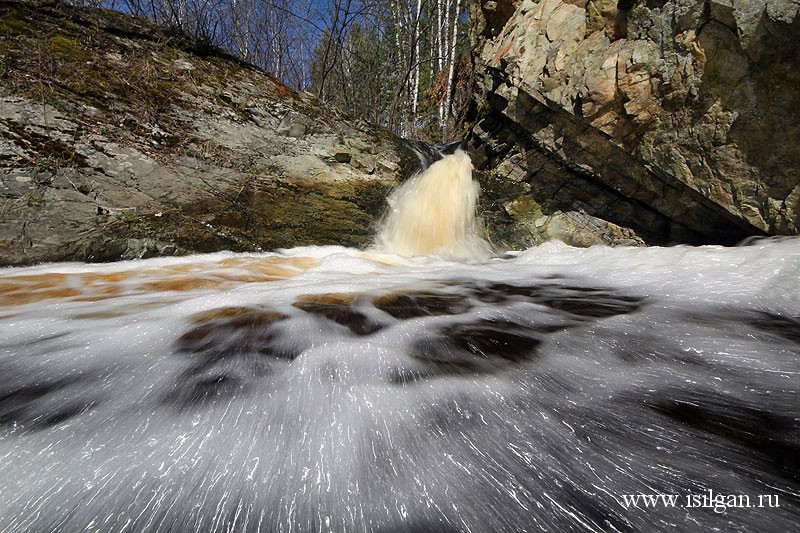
468,0 -> 799,247
0,0 -> 420,266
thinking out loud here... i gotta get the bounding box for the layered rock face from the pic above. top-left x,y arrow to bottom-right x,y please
468,0 -> 800,247
0,0 -> 417,266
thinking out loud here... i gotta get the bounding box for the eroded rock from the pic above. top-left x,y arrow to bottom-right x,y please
468,0 -> 800,247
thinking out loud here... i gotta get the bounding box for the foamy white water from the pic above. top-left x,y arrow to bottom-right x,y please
374,150 -> 492,261
1,237 -> 799,532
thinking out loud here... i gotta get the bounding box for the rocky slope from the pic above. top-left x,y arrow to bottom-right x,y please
467,0 -> 799,247
0,0 -> 418,265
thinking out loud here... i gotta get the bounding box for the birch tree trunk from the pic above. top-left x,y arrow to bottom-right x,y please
388,0 -> 408,135
231,0 -> 250,61
409,0 -> 423,136
436,0 -> 445,126
442,0 -> 459,140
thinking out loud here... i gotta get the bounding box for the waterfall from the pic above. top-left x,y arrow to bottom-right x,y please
374,150 -> 492,261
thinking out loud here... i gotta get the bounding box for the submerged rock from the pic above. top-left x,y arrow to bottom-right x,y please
467,0 -> 800,247
0,0 -> 419,266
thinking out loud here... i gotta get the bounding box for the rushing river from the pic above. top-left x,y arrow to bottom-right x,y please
1,153 -> 799,532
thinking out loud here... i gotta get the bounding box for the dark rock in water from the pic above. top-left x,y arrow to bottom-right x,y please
0,0 -> 420,266
176,307 -> 289,354
387,279 -> 647,382
405,319 -> 544,379
0,375 -> 98,432
168,305 -> 303,409
175,305 -> 305,363
444,320 -> 543,362
163,373 -> 248,410
400,285 -> 639,382
638,388 -> 800,482
467,280 -> 644,318
748,312 -> 800,344
293,293 -> 384,336
466,0 -> 800,247
373,290 -> 473,319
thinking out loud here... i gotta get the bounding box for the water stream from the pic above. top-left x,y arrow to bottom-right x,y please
1,153 -> 799,532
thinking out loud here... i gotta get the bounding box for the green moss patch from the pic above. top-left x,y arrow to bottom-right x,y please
99,179 -> 390,258
48,34 -> 93,62
0,8 -> 33,35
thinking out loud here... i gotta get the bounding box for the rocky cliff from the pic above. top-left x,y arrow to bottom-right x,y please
0,0 -> 418,265
4,0 -> 798,265
467,0 -> 799,247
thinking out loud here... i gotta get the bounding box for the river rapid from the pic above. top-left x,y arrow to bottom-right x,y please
1,237 -> 799,532
1,151 -> 799,532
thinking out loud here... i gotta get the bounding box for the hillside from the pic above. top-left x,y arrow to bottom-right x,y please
0,0 -> 418,265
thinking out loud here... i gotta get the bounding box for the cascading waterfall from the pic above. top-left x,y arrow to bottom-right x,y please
0,153 -> 799,532
374,150 -> 491,261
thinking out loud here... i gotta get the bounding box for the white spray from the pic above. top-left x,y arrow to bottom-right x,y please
374,150 -> 492,260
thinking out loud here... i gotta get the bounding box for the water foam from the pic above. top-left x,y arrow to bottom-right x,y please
374,151 -> 492,261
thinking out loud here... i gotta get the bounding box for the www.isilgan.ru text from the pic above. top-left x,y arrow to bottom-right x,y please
619,490 -> 780,513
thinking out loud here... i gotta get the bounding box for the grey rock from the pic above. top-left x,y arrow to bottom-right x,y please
277,112 -> 311,138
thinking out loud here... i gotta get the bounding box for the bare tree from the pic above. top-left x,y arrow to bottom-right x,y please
75,0 -> 469,139
441,0 -> 460,139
